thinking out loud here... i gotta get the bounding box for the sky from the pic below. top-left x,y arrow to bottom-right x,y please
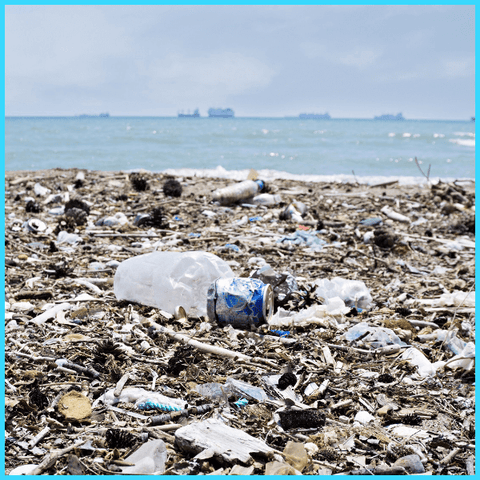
5,4 -> 475,119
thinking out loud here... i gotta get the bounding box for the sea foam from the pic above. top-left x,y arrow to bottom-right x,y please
155,165 -> 460,186
449,138 -> 475,147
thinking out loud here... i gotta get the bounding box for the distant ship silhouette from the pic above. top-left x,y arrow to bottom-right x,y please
299,112 -> 331,119
178,108 -> 200,118
208,108 -> 234,118
374,113 -> 405,121
77,113 -> 110,118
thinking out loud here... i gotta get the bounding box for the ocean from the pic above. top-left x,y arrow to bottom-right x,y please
5,116 -> 475,185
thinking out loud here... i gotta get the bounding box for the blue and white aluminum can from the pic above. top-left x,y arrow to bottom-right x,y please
207,278 -> 274,329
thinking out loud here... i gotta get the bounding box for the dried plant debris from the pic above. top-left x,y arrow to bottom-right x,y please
4,168 -> 475,475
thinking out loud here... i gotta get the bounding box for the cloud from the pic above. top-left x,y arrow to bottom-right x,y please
6,6 -> 132,91
300,42 -> 382,69
374,55 -> 475,83
144,52 -> 276,105
337,49 -> 381,68
440,58 -> 474,78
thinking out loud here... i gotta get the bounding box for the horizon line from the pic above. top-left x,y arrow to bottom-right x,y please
5,115 -> 473,122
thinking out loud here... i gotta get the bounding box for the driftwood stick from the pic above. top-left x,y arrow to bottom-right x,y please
326,343 -> 403,356
407,319 -> 439,329
465,456 -> 475,475
146,320 -> 278,368
11,351 -> 56,362
113,372 -> 130,397
28,440 -> 86,475
350,465 -> 406,475
439,447 -> 461,465
28,426 -> 51,449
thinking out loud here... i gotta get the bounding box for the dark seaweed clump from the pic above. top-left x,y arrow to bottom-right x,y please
163,179 -> 183,197
277,373 -> 297,390
130,173 -> 150,192
65,198 -> 90,214
278,409 -> 325,430
26,200 -> 42,213
105,429 -> 137,449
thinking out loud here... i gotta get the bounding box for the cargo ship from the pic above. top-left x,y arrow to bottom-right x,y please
77,113 -> 110,118
299,112 -> 331,120
208,108 -> 234,118
178,108 -> 200,118
374,113 -> 405,121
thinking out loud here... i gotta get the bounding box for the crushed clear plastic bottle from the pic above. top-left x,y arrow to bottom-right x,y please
114,251 -> 234,317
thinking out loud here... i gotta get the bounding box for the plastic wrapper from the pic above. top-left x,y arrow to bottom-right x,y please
314,277 -> 373,309
344,322 -> 407,348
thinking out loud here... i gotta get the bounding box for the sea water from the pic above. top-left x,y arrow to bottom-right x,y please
5,117 -> 475,184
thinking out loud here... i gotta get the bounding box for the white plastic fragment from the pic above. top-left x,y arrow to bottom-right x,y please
363,231 -> 375,244
9,464 -> 39,475
381,205 -> 411,223
314,277 -> 373,309
11,301 -> 35,311
57,231 -> 83,244
344,322 -> 407,348
120,439 -> 167,475
103,212 -> 128,226
30,303 -> 73,326
175,418 -> 274,464
402,347 -> 456,377
354,410 -> 375,425
34,183 -> 50,196
418,290 -> 475,308
268,304 -> 347,328
386,425 -> 430,439
445,342 -> 475,371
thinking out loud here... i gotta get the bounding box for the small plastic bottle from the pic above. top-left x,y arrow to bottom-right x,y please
212,179 -> 264,205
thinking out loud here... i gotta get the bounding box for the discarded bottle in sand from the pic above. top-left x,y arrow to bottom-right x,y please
279,201 -> 308,222
114,251 -> 234,317
252,193 -> 282,206
207,277 -> 273,329
212,179 -> 265,205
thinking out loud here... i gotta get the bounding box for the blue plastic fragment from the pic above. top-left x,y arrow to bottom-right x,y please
249,216 -> 263,222
270,329 -> 290,337
137,401 -> 182,412
188,233 -> 201,237
174,216 -> 182,221
359,217 -> 383,226
224,243 -> 240,252
234,397 -> 248,408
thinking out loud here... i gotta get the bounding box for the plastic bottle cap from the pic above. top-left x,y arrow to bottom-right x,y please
254,179 -> 265,191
